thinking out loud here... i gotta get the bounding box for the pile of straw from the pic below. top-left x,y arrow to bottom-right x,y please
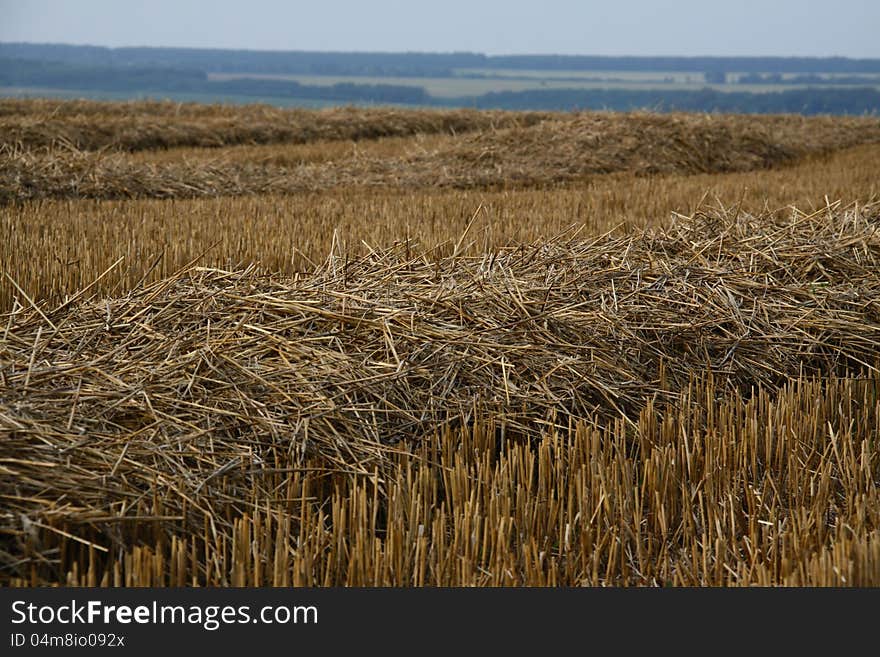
0,99 -> 551,152
422,112 -> 880,184
2,203 -> 878,539
4,111 -> 879,201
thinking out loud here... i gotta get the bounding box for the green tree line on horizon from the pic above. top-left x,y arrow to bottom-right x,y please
0,58 -> 430,104
1,56 -> 878,115
4,42 -> 880,76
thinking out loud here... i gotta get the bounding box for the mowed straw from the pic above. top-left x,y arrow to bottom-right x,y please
2,201 -> 879,531
4,111 -> 880,202
0,99 -> 552,152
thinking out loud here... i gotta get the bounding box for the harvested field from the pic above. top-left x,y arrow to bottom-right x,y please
2,203 -> 879,585
1,99 -> 879,588
416,112 -> 880,184
0,99 -> 552,152
3,142 -> 879,312
3,376 -> 879,586
3,108 -> 880,203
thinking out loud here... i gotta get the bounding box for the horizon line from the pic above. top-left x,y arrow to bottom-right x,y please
2,41 -> 878,61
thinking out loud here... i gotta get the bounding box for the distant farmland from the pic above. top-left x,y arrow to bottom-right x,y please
209,69 -> 880,98
3,44 -> 880,111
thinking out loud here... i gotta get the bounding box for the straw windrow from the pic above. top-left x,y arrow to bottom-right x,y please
2,202 -> 879,585
0,99 -> 553,152
4,109 -> 880,202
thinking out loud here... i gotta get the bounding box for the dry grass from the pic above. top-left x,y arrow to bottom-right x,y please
2,100 -> 879,587
4,111 -> 880,203
409,112 -> 880,185
4,376 -> 880,586
0,99 -> 552,152
128,131 -> 457,167
3,142 -> 879,311
2,203 -> 879,586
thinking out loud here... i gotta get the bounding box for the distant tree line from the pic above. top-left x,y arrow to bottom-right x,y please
485,55 -> 880,74
2,53 -> 878,115
0,58 -> 207,90
0,58 -> 430,104
0,43 -> 475,77
4,42 -> 880,76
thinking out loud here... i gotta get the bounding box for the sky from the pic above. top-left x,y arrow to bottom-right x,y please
1,0 -> 879,58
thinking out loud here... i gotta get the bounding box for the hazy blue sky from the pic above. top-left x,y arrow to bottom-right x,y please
1,0 -> 879,57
